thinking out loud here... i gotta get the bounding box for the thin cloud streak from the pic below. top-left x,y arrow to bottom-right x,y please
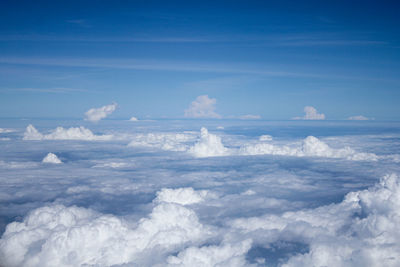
0,57 -> 331,78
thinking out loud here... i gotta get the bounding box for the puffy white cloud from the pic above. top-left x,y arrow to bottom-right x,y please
84,103 -> 117,122
23,124 -> 113,141
348,115 -> 371,120
293,106 -> 325,120
42,153 -> 62,164
238,114 -> 261,120
167,239 -> 252,267
240,135 -> 378,161
0,189 -> 212,267
231,173 -> 400,267
184,95 -> 221,119
129,116 -> 138,121
188,128 -> 229,157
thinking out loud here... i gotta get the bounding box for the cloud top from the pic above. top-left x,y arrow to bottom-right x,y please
84,103 -> 117,122
42,153 -> 62,164
293,106 -> 325,120
184,95 -> 221,118
23,124 -> 113,141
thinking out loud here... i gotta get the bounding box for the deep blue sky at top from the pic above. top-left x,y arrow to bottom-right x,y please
0,0 -> 399,120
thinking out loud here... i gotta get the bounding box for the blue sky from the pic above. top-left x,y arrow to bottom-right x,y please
0,0 -> 399,120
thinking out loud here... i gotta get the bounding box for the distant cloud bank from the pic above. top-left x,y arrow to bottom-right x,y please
85,103 -> 117,122
293,106 -> 325,120
348,115 -> 371,120
184,95 -> 221,118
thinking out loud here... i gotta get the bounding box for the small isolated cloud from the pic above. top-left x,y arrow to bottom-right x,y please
129,116 -> 138,121
84,103 -> 117,122
42,153 -> 62,164
238,114 -> 261,120
293,106 -> 325,120
348,115 -> 371,121
184,95 -> 221,118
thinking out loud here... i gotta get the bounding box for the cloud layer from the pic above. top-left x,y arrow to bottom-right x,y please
184,95 -> 221,118
84,103 -> 117,122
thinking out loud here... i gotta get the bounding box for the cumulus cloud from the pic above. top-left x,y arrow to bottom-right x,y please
167,239 -> 252,267
186,127 -> 377,161
42,153 -> 62,164
348,115 -> 371,120
23,124 -> 113,141
293,106 -> 325,120
240,135 -> 378,161
129,116 -> 138,121
188,127 -> 229,157
0,188 -> 212,267
184,95 -> 221,118
84,103 -> 117,122
231,173 -> 400,267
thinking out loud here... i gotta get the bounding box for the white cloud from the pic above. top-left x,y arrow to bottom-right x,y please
230,173 -> 400,267
0,128 -> 14,133
184,95 -> 221,118
42,153 -> 62,164
84,103 -> 117,122
155,187 -> 211,205
348,115 -> 370,120
240,135 -> 378,161
167,239 -> 252,267
128,132 -> 196,152
188,127 -> 229,157
259,135 -> 273,141
129,116 -> 138,121
293,106 -> 325,120
23,124 -> 113,141
0,188 -> 212,267
238,114 -> 261,120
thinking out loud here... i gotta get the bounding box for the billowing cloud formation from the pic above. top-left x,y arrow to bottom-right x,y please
184,95 -> 221,118
231,173 -> 400,267
186,128 -> 378,161
188,127 -> 229,157
348,115 -> 370,120
241,135 -> 378,161
23,124 -> 113,141
167,239 -> 252,267
293,106 -> 325,120
84,103 -> 117,122
42,153 -> 62,164
0,188 -> 212,267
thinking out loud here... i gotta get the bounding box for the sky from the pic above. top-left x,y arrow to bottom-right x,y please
0,0 -> 399,120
